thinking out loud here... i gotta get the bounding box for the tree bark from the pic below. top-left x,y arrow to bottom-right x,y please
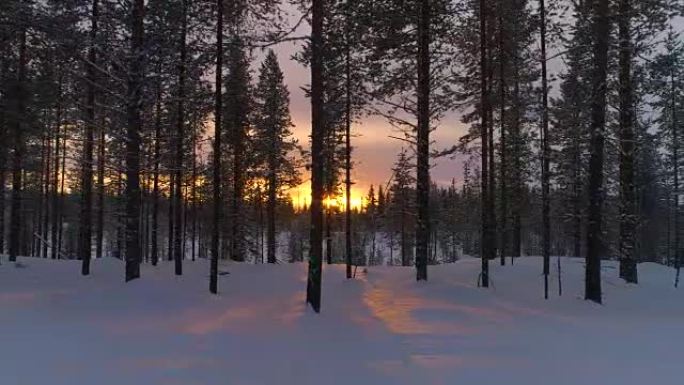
415,0 -> 430,281
210,0 -> 223,294
585,0 -> 610,304
80,0 -> 99,275
173,0 -> 187,276
540,0 -> 551,298
9,23 -> 27,263
125,0 -> 144,282
618,0 -> 638,284
479,0 -> 490,287
307,0 -> 325,313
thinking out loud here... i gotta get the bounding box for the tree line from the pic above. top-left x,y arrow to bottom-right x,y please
0,0 -> 682,312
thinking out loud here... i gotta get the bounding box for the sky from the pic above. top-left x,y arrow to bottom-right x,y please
262,7 -> 684,204
264,9 -> 466,202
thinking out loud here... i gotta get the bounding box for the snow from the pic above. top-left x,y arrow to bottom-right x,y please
0,256 -> 682,385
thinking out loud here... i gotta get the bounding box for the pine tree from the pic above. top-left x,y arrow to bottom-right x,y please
253,50 -> 301,264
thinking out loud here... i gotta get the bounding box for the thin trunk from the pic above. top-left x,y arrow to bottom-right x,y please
618,0 -> 638,284
9,26 -> 27,263
512,50 -> 522,264
479,0 -> 490,287
210,0 -> 223,294
51,74 -> 63,260
344,40 -> 353,278
125,0 -> 144,282
173,0 -> 187,276
151,75 -> 161,266
415,0 -> 430,281
96,113 -> 105,259
498,10 -> 507,267
585,0 -> 610,304
540,0 -> 551,299
42,125 -> 52,258
80,0 -> 99,275
191,135 -> 197,262
306,0 -> 325,313
267,138 -> 277,263
167,172 -> 175,261
58,123 -> 67,256
673,71 -> 680,288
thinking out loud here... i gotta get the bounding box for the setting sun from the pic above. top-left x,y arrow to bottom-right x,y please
290,183 -> 367,212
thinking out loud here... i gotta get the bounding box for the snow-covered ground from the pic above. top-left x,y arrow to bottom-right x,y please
0,256 -> 681,385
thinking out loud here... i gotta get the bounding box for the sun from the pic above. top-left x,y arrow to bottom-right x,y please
290,183 -> 367,212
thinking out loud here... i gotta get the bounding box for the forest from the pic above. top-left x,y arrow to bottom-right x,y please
1,0 -> 683,305
1,1 -> 684,384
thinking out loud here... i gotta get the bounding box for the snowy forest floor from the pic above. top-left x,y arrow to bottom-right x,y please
0,256 -> 682,385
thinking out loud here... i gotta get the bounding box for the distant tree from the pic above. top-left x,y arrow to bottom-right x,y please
253,50 -> 301,264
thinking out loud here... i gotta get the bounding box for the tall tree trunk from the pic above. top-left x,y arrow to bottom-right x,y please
167,172 -> 175,261
191,134 -> 197,262
266,137 -> 277,263
497,9 -> 507,267
618,0 -> 638,284
415,0 -> 430,281
210,0 -> 223,294
51,73 -> 63,260
9,24 -> 27,263
173,0 -> 187,276
673,71 -> 680,289
325,209 -> 332,264
80,0 -> 99,275
512,49 -> 522,264
344,1 -> 353,278
151,75 -> 161,266
479,0 -> 490,287
42,125 -> 52,258
58,123 -> 67,256
307,0 -> 325,313
96,113 -> 106,259
125,0 -> 144,282
540,0 -> 551,299
0,49 -> 7,258
585,0 -> 610,304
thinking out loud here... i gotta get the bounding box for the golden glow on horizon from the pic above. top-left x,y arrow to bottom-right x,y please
289,183 -> 368,212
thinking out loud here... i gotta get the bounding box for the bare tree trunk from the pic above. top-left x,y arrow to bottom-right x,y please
191,134 -> 197,262
173,0 -> 187,276
80,0 -> 99,275
673,70 -> 680,288
344,13 -> 353,278
9,25 -> 27,263
267,138 -> 277,263
585,0 -> 610,304
618,0 -> 638,284
479,0 -> 490,287
125,0 -> 144,282
497,9 -> 507,267
210,0 -> 223,294
42,125 -> 52,258
540,0 -> 551,299
51,73 -> 63,260
151,74 -> 161,266
96,112 -> 105,259
306,0 -> 325,313
0,50 -> 7,258
511,50 -> 522,265
415,0 -> 430,281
